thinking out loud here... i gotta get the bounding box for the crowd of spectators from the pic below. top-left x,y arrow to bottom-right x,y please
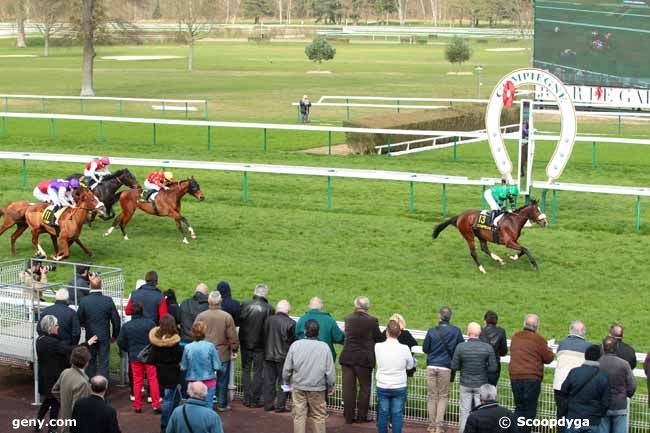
31,271 -> 648,433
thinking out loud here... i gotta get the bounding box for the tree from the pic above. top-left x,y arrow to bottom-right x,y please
310,0 -> 342,23
167,0 -> 216,72
32,0 -> 68,56
152,0 -> 162,18
243,0 -> 272,23
305,36 -> 336,69
374,0 -> 396,24
445,37 -> 471,68
80,0 -> 97,96
15,0 -> 26,47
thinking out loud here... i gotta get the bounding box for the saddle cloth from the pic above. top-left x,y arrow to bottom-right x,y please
42,205 -> 67,226
475,210 -> 505,231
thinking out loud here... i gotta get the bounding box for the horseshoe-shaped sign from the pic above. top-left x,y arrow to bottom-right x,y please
486,68 -> 577,183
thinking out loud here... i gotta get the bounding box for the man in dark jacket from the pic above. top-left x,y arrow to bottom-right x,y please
599,336 -> 636,433
239,284 -> 274,407
452,322 -> 498,433
38,288 -> 81,345
339,296 -> 385,424
117,301 -> 159,413
67,265 -> 90,306
479,310 -> 507,386
560,345 -> 609,433
263,300 -> 296,412
608,323 -> 637,370
645,353 -> 650,407
77,275 -> 121,380
422,305 -> 464,433
125,271 -> 167,324
71,376 -> 121,433
179,283 -> 209,343
217,280 -> 241,326
465,384 -> 515,433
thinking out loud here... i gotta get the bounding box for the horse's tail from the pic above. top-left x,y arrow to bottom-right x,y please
432,215 -> 458,239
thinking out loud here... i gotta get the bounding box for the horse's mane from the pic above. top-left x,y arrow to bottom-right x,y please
515,199 -> 539,212
103,168 -> 128,181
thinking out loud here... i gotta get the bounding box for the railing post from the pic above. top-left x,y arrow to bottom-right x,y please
636,195 -> 641,232
327,176 -> 332,209
242,172 -> 249,202
0,116 -> 6,136
541,189 -> 547,213
22,159 -> 27,190
162,101 -> 166,117
49,118 -> 55,140
207,126 -> 213,151
80,98 -> 84,114
453,138 -> 457,161
263,128 -> 268,152
204,100 -> 209,120
387,134 -> 391,158
328,130 -> 332,156
551,190 -> 557,224
618,115 -> 621,135
481,185 -> 486,209
442,184 -> 447,219
41,98 -> 45,113
185,102 -> 189,119
397,100 -> 400,113
153,123 -> 157,145
3,96 -> 7,112
409,181 -> 415,212
592,142 -> 597,169
98,120 -> 104,143
346,98 -> 350,121
119,100 -> 124,116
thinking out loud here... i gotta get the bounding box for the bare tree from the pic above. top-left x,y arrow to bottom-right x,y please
80,0 -> 96,96
32,0 -> 68,56
397,0 -> 408,26
167,0 -> 216,72
15,0 -> 27,47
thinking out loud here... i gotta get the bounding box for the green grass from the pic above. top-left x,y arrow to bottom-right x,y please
0,38 -> 649,354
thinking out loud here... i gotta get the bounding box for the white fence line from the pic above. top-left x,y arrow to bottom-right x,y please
292,101 -> 451,110
0,94 -> 206,104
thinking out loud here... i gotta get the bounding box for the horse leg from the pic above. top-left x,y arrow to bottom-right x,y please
180,215 -> 196,240
460,230 -> 486,274
505,240 -> 538,270
171,213 -> 189,244
53,238 -> 70,261
31,229 -> 46,257
480,239 -> 505,266
74,239 -> 94,257
9,224 -> 27,256
508,250 -> 526,261
49,233 -> 59,256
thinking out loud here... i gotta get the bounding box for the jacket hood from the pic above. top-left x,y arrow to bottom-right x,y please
149,327 -> 181,347
217,281 -> 232,299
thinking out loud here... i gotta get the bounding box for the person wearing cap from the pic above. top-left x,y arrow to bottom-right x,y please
46,178 -> 80,225
299,95 -> 312,123
144,170 -> 176,202
84,156 -> 111,190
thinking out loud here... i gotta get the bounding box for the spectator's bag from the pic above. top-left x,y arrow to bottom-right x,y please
432,327 -> 455,382
136,344 -> 154,364
182,405 -> 195,433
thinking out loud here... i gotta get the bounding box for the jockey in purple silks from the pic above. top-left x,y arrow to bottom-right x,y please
47,178 -> 80,209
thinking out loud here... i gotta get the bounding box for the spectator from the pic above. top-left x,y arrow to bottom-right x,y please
166,382 -> 224,433
181,321 -> 221,407
553,321 -> 592,432
38,288 -> 81,345
164,289 -> 181,324
239,284 -> 274,408
21,258 -> 49,301
422,305 -> 464,433
375,320 -> 414,433
264,300 -> 296,412
70,376 -> 120,433
125,271 -> 167,324
299,95 -> 312,123
464,384 -> 515,433
599,336 -> 636,433
608,323 -> 637,370
645,353 -> 649,407
559,345 -> 609,433
217,281 -> 241,326
179,283 -> 209,343
508,314 -> 554,433
296,297 -> 345,361
479,310 -> 508,386
149,314 -> 184,433
282,319 -> 336,433
52,346 -> 92,433
381,313 -> 417,377
452,322 -> 497,433
117,301 -> 159,413
36,316 -> 96,433
339,296 -> 385,424
67,265 -> 90,306
195,291 -> 239,411
77,274 -> 121,379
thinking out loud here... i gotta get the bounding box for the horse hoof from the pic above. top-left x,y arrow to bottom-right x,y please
191,235 -> 197,240
478,265 -> 486,274
87,252 -> 94,257
509,254 -> 519,261
499,260 -> 505,266
182,238 -> 189,244
123,235 -> 129,241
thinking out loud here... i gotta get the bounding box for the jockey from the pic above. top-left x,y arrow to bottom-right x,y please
47,178 -> 80,209
84,156 -> 111,190
33,179 -> 53,203
483,179 -> 519,226
144,171 -> 175,200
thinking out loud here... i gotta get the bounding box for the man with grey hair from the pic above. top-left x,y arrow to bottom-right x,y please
553,320 -> 592,432
296,297 -> 345,361
339,296 -> 385,424
451,322 -> 497,432
423,305 -> 464,433
464,384 -> 515,433
179,283 -> 209,343
166,381 -> 224,433
608,323 -> 637,370
38,288 -> 81,345
509,314 -> 554,433
263,300 -> 296,412
70,375 -> 121,433
239,284 -> 274,407
194,290 -> 239,411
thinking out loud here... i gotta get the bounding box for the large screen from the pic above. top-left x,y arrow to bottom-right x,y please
533,0 -> 650,89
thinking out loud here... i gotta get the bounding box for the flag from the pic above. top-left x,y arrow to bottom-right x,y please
503,81 -> 516,107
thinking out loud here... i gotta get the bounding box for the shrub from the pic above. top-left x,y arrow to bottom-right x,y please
445,37 -> 472,67
305,36 -> 336,65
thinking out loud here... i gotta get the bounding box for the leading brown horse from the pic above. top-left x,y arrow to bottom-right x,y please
25,190 -> 106,261
0,200 -> 32,256
432,200 -> 548,273
104,177 -> 205,243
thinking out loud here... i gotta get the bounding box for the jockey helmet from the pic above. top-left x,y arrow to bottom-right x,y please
164,171 -> 174,180
99,156 -> 110,165
69,178 -> 80,189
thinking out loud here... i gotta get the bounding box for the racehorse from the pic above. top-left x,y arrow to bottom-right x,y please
104,177 -> 205,244
0,200 -> 33,256
68,169 -> 141,221
25,189 -> 106,261
432,200 -> 548,273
